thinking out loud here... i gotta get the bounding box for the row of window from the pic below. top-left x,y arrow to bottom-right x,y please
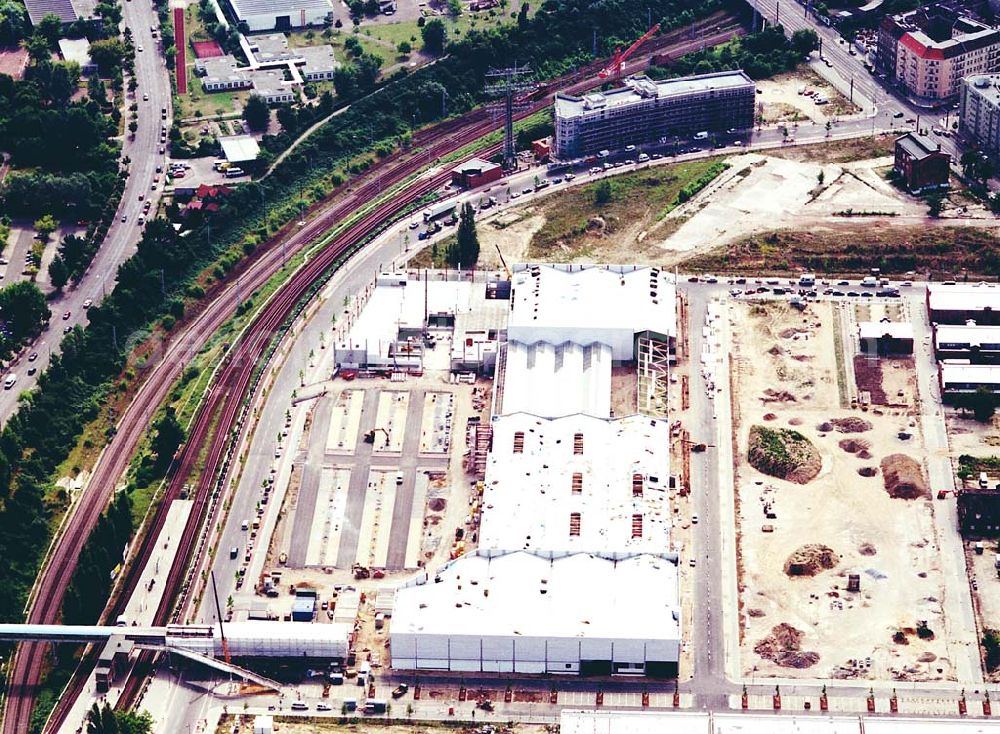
512,430 -> 585,455
568,512 -> 644,538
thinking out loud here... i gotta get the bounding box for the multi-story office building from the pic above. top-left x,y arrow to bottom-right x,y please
553,71 -> 755,159
877,3 -> 1000,103
961,74 -> 1000,155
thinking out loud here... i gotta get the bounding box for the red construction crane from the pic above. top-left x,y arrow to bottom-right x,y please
599,23 -> 661,82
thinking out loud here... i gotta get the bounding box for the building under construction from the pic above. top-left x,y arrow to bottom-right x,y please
553,71 -> 756,159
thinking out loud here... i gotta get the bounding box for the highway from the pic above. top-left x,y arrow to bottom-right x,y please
0,0 -> 170,427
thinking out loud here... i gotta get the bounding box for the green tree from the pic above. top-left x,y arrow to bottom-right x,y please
790,28 -> 819,56
452,202 -> 479,266
972,385 -> 996,423
926,192 -> 944,218
355,52 -> 382,89
517,1 -> 529,27
88,37 -> 127,74
594,179 -> 612,205
151,406 -> 184,471
33,214 -> 57,241
36,12 -> 62,45
421,18 -> 446,55
0,0 -> 28,45
23,33 -> 51,64
397,40 -> 411,54
48,254 -> 69,289
243,93 -> 269,131
87,702 -> 119,734
985,629 -> 1000,672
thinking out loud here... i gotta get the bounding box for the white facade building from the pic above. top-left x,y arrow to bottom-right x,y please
508,265 -> 676,361
479,413 -> 672,556
228,0 -> 332,31
391,551 -> 681,676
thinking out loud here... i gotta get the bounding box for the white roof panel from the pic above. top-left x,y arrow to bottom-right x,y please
480,413 -> 671,555
500,341 -> 612,418
928,283 -> 1000,315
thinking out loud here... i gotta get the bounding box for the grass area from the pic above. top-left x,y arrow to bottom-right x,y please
527,158 -> 726,258
959,454 -> 1000,480
178,75 -> 247,120
362,5 -> 521,50
747,424 -> 820,481
682,222 -> 1000,278
765,134 -> 897,164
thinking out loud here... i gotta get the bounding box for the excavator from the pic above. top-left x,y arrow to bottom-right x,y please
363,427 -> 389,445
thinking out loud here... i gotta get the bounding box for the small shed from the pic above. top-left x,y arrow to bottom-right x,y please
451,157 -> 502,189
220,134 -> 261,165
858,319 -> 914,356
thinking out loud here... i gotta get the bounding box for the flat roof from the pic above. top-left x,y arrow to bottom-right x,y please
197,55 -> 250,84
500,340 -> 612,418
555,71 -> 754,120
298,44 -> 337,73
935,323 -> 1000,348
220,135 -> 260,163
249,33 -> 295,62
393,551 -> 680,642
250,69 -> 291,95
508,265 -> 676,343
58,38 -> 92,66
479,413 -> 671,555
928,282 -> 1000,314
940,363 -> 1000,386
858,320 -> 914,340
452,157 -> 499,175
230,0 -> 331,18
561,710 -> 708,734
563,713 -> 1000,733
965,74 -> 1000,105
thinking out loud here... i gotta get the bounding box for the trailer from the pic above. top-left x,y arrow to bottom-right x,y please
422,200 -> 457,222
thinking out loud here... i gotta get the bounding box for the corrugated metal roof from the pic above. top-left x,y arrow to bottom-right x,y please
24,0 -> 78,25
229,0 -> 331,19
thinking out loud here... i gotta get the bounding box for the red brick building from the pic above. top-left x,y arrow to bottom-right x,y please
893,132 -> 950,193
451,158 -> 502,189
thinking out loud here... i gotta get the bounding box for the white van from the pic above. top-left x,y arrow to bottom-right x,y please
693,131 -> 709,140
3,374 -> 16,390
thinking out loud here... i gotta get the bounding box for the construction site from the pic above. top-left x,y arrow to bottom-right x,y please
727,296 -> 955,682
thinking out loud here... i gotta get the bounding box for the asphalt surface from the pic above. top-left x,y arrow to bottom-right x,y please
0,0 -> 170,425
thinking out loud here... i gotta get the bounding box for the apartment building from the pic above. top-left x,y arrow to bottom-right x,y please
553,71 -> 755,159
877,4 -> 1000,102
961,74 -> 1000,155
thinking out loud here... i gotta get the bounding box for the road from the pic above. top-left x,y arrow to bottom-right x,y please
0,0 -> 171,428
0,2 -> 173,731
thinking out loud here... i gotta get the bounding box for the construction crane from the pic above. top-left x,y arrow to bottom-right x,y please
363,427 -> 389,445
599,23 -> 661,82
495,243 -> 512,279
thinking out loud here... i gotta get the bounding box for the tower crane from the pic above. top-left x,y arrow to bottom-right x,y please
599,23 -> 661,82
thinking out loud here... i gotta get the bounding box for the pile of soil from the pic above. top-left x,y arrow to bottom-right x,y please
762,388 -> 797,403
784,544 -> 838,577
586,216 -> 607,234
858,542 -> 877,556
748,425 -> 822,484
830,417 -> 872,433
857,466 -> 878,477
838,438 -> 871,454
881,454 -> 929,499
763,413 -> 777,421
747,608 -> 766,618
857,449 -> 873,460
767,344 -> 784,356
779,327 -> 807,339
754,623 -> 820,668
816,421 -> 834,433
428,497 -> 447,512
788,417 -> 803,426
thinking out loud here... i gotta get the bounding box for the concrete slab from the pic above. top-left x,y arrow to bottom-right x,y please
326,389 -> 363,454
403,472 -> 430,570
373,390 -> 409,453
304,467 -> 350,567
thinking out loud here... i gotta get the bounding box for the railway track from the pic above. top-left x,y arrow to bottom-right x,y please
2,16 -> 744,734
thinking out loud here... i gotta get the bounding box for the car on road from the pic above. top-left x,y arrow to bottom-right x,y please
138,193 -> 144,200
831,290 -> 844,296
63,325 -> 71,334
564,173 -> 575,180
510,191 -> 520,199
837,280 -> 850,286
137,45 -> 143,52
142,92 -> 148,100
3,374 -> 16,390
158,146 -> 165,154
28,352 -> 37,362
408,221 -> 419,229
901,280 -> 913,287
62,311 -> 71,320
689,558 -> 696,567
316,703 -> 332,711
522,187 -> 532,195
121,214 -> 127,222
692,514 -> 699,524
893,111 -> 904,118
847,291 -> 860,297
83,299 -> 92,309
290,702 -> 308,711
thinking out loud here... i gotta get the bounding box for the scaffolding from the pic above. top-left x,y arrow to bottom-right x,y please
637,336 -> 671,419
485,65 -> 535,171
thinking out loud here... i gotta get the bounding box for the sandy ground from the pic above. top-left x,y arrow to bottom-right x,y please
660,153 -> 924,256
755,69 -> 861,125
730,298 -> 954,682
947,412 -> 1000,460
969,541 -> 1000,681
477,211 -> 543,270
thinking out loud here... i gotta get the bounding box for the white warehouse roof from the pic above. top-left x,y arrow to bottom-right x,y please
940,363 -> 1000,387
508,265 -> 676,360
858,321 -> 914,340
928,282 -> 1000,315
499,340 -> 612,418
220,135 -> 260,164
935,323 -> 1000,349
391,550 -> 680,669
561,710 -> 708,734
480,413 -> 671,555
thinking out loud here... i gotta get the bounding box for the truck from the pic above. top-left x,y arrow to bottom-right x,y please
797,273 -> 816,287
364,699 -> 388,714
391,683 -> 409,698
224,167 -> 245,178
422,200 -> 456,223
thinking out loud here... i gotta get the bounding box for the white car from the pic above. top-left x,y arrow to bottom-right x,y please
692,514 -> 699,524
83,299 -> 93,309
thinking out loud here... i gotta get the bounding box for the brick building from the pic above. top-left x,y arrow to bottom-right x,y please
893,133 -> 950,192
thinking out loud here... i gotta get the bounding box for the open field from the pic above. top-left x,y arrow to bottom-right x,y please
730,299 -> 954,682
683,221 -> 1000,277
764,134 -> 896,164
755,68 -> 861,125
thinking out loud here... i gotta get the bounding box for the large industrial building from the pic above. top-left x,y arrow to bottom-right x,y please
960,74 -> 1000,156
553,72 -> 755,159
391,264 -> 681,677
927,282 -> 1000,325
227,0 -> 332,31
934,322 -> 1000,362
479,413 -> 672,555
391,551 -> 681,676
876,4 -> 1000,102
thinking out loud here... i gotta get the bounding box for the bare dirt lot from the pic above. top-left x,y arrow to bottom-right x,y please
730,299 -> 954,681
755,68 -> 861,125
